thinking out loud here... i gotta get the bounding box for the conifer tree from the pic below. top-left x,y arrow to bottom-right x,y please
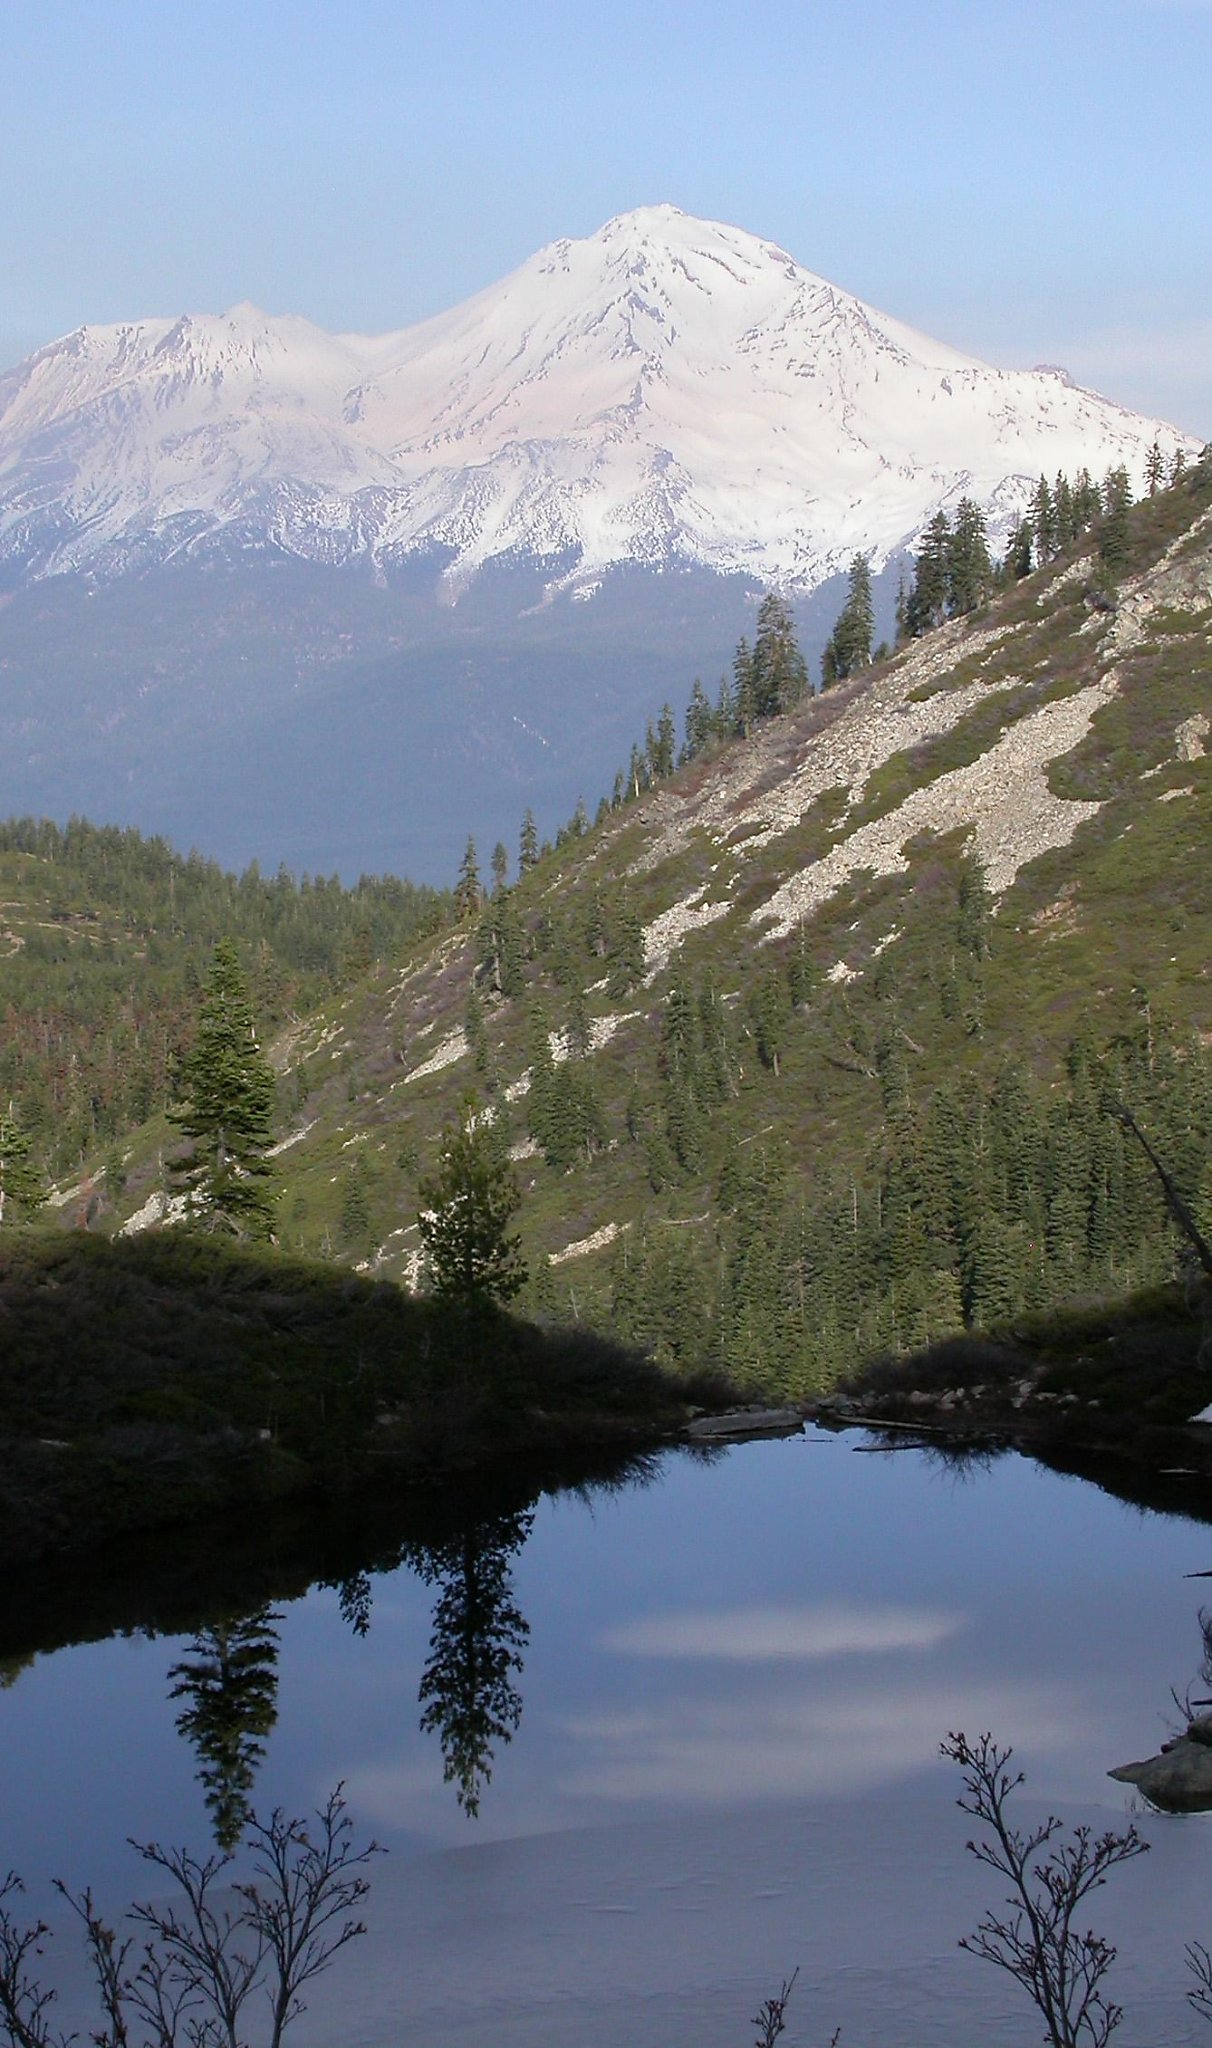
464,982 -> 490,1076
1032,476 -> 1058,564
168,1608 -> 281,1852
0,1104 -> 45,1227
455,838 -> 482,921
583,891 -> 607,962
1072,467 -> 1101,530
1098,491 -> 1132,578
518,810 -> 539,875
606,894 -> 647,997
339,1154 -> 373,1248
683,679 -> 714,760
957,849 -> 992,961
721,1147 -> 794,1381
417,1096 -> 526,1313
697,976 -> 737,1102
476,891 -> 526,1000
1053,472 -> 1077,549
169,941 -> 277,1239
749,967 -> 787,1076
566,985 -> 592,1061
904,511 -> 952,635
547,1059 -> 605,1168
415,1511 -> 531,1818
788,925 -> 817,1010
751,593 -> 808,717
660,974 -> 705,1171
947,500 -> 993,615
526,1010 -> 557,1159
732,637 -> 757,736
610,1225 -> 713,1371
822,554 -> 875,682
1002,518 -> 1033,582
661,974 -> 699,1094
490,841 -> 510,896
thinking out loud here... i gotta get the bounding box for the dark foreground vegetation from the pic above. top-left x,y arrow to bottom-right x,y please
0,1231 -> 732,1566
822,1271 -> 1212,1480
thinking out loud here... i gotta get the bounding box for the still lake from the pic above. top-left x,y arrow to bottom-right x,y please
3,1430 -> 1212,2045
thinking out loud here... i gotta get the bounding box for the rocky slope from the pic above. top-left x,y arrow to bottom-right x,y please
87,466 -> 1212,1384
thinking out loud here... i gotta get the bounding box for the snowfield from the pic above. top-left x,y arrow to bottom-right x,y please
0,206 -> 1194,589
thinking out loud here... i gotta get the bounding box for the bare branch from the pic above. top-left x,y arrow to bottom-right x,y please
943,1731 -> 1147,2048
0,1788 -> 378,2048
1108,1101 -> 1212,1278
751,1966 -> 798,2048
1187,1940 -> 1212,2026
54,1884 -> 134,2048
0,1873 -> 70,2048
230,1788 -> 380,2048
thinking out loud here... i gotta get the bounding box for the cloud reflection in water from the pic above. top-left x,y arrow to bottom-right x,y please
557,1681 -> 1080,1805
601,1601 -> 964,1661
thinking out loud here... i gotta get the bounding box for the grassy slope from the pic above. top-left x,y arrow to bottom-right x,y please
38,468 -> 1212,1379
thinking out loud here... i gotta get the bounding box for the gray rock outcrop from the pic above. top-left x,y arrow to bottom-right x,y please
1109,1713 -> 1212,1812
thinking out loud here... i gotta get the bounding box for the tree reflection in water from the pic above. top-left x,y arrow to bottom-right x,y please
413,1508 -> 534,1818
166,1520 -> 533,1841
167,1606 -> 281,1850
335,1569 -> 373,1638
156,1457 -> 653,1835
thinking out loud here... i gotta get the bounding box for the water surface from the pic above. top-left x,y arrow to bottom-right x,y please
3,1432 -> 1211,2044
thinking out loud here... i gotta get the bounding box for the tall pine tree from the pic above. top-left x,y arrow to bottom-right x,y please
169,941 -> 277,1239
822,554 -> 875,682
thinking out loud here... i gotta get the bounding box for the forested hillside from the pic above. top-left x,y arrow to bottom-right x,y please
11,455 -> 1212,1397
0,819 -> 449,1171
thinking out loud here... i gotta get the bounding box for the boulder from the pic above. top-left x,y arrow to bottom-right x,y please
1109,1720 -> 1212,1812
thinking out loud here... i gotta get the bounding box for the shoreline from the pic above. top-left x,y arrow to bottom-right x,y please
807,1393 -> 1212,1495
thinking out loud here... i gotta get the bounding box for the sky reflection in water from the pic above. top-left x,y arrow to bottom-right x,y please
2,1434 -> 1212,2045
2,1435 -> 1210,1862
280,1433 -> 1212,1847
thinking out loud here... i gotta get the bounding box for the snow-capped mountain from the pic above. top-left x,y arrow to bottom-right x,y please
0,206 -> 1194,590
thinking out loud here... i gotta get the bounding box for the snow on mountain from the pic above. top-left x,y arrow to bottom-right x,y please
0,205 -> 1196,589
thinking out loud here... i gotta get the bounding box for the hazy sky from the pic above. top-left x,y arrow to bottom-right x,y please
5,0 -> 1209,433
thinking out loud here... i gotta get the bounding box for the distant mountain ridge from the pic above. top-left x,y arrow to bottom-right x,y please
0,206 -> 1195,592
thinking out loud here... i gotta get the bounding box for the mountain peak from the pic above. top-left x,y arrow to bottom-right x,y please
599,201 -> 689,233
0,212 -> 1197,590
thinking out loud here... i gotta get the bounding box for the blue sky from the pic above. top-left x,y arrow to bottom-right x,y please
5,0 -> 1210,432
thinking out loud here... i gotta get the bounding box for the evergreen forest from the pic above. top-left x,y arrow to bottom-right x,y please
0,817 -> 450,1172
